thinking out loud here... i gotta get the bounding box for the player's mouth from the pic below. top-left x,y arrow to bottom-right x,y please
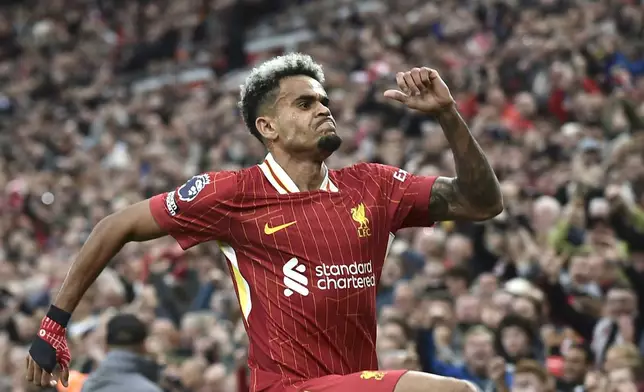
316,118 -> 336,132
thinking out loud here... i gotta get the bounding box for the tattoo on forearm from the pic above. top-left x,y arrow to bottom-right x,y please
429,107 -> 502,220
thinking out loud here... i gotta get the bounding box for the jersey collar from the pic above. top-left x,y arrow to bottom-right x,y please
259,153 -> 338,194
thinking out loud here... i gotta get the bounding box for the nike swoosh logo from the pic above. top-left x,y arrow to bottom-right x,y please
264,221 -> 296,235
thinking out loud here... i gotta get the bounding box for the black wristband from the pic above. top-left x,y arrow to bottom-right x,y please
46,305 -> 71,327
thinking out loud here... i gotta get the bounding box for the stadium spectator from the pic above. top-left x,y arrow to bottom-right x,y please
509,360 -> 551,392
81,314 -> 162,392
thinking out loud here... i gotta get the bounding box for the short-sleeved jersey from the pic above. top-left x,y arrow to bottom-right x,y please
149,153 -> 437,392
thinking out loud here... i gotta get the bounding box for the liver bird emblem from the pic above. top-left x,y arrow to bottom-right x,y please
351,203 -> 371,238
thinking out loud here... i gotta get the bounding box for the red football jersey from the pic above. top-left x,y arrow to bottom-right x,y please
149,153 -> 437,392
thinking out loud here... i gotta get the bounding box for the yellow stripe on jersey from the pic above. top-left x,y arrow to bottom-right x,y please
218,242 -> 252,321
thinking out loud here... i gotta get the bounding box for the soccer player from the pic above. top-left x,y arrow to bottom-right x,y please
26,54 -> 502,392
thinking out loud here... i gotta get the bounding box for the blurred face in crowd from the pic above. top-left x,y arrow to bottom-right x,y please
481,304 -> 504,329
202,364 -> 227,392
501,326 -> 530,358
487,87 -> 506,109
484,227 -> 506,256
428,300 -> 454,327
569,255 -> 592,286
258,76 -> 340,157
446,275 -> 468,297
378,128 -> 405,167
455,295 -> 481,325
149,318 -> 177,351
477,273 -> 498,299
604,288 -> 637,319
512,371 -> 547,392
424,261 -> 446,288
532,197 -> 561,234
180,358 -> 207,390
623,154 -> 644,183
607,368 -> 637,392
393,283 -> 416,316
376,333 -> 399,352
501,181 -> 520,207
563,347 -> 590,383
587,198 -> 614,241
380,306 -> 404,323
463,330 -> 494,375
511,297 -> 539,323
444,235 -> 473,265
378,321 -> 407,350
604,344 -> 639,372
515,93 -> 536,118
415,229 -> 446,259
493,291 -> 514,313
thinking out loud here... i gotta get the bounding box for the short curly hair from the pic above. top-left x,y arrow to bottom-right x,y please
238,53 -> 325,142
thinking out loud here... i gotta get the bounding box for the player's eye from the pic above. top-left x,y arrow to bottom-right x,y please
298,101 -> 311,109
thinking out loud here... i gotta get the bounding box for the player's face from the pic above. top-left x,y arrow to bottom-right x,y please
267,75 -> 341,155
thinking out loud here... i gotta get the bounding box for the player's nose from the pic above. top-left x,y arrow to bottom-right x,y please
316,102 -> 331,117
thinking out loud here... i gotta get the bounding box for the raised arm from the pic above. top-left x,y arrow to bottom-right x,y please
383,67 -> 502,222
429,106 -> 503,221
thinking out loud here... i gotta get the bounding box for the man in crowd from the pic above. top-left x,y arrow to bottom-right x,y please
81,314 -> 162,392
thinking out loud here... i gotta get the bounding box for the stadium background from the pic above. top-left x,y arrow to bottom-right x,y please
1,0 -> 644,391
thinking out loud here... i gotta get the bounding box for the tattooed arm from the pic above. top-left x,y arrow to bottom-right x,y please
382,67 -> 502,221
429,106 -> 503,221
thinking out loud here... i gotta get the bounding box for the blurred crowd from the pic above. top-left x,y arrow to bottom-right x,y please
1,0 -> 644,391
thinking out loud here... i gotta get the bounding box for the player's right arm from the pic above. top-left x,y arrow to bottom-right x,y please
27,171 -> 236,388
54,171 -> 237,314
27,200 -> 164,388
52,199 -> 165,313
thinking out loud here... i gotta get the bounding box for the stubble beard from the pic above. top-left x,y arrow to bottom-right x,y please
317,133 -> 343,155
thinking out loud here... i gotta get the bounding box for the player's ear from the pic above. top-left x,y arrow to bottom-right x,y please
255,116 -> 278,142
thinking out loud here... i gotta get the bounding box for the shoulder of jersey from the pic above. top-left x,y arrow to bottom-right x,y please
236,165 -> 263,181
332,162 -> 383,178
330,162 -> 385,188
230,165 -> 275,191
209,170 -> 240,199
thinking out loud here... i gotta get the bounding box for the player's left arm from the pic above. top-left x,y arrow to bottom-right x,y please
384,67 -> 503,222
429,106 -> 503,221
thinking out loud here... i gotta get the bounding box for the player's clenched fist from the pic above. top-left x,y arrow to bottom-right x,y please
384,67 -> 455,114
25,305 -> 71,387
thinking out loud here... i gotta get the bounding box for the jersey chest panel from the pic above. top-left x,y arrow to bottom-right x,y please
229,190 -> 388,307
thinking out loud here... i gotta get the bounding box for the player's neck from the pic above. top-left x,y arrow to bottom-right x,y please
269,149 -> 326,192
